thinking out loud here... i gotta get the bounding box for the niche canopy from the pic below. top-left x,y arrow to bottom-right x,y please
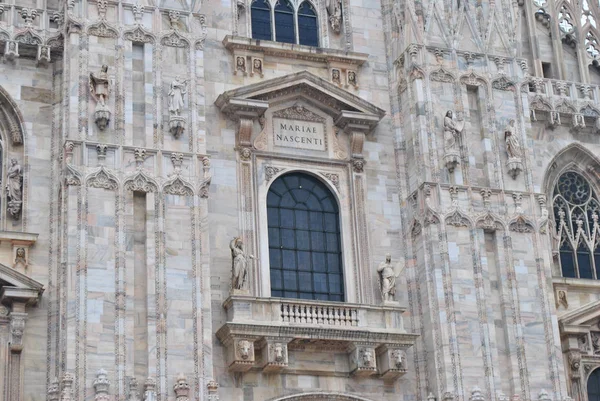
214,70 -> 385,142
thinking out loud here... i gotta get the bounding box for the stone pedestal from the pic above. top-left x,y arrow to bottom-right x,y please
506,157 -> 524,179
444,151 -> 460,172
169,115 -> 186,138
94,104 -> 111,131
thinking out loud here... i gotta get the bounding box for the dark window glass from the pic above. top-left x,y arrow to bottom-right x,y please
588,368 -> 600,401
298,1 -> 318,46
251,0 -> 272,41
578,244 -> 594,279
560,239 -> 577,278
275,0 -> 295,43
267,173 -> 344,301
553,171 -> 600,280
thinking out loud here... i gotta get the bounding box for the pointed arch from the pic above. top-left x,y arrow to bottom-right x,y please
0,85 -> 26,146
545,144 -> 600,279
123,170 -> 158,193
86,166 -> 119,191
162,175 -> 194,196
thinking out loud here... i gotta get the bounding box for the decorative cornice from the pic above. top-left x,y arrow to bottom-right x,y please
223,35 -> 369,66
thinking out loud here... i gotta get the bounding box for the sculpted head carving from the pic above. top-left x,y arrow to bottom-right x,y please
446,110 -> 453,118
237,340 -> 252,360
391,349 -> 405,369
253,59 -> 261,70
16,247 -> 25,259
360,349 -> 374,367
273,343 -> 285,362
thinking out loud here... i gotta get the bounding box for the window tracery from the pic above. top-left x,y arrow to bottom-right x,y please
250,0 -> 320,46
553,171 -> 600,279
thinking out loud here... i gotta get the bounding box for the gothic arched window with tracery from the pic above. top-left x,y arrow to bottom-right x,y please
250,0 -> 320,46
553,171 -> 600,279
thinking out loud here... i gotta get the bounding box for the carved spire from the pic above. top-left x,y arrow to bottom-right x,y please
143,377 -> 157,401
469,387 -> 485,401
173,373 -> 190,401
128,378 -> 139,401
93,369 -> 110,401
207,380 -> 219,401
48,378 -> 60,401
60,373 -> 74,401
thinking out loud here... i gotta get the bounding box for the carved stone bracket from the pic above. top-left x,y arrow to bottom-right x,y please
349,344 -> 377,377
258,337 -> 290,372
223,337 -> 256,372
376,344 -> 407,380
444,151 -> 461,173
506,157 -> 524,179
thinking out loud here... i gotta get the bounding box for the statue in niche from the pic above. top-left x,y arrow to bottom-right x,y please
13,247 -> 26,270
90,65 -> 111,130
230,237 -> 254,292
377,253 -> 401,302
504,119 -> 523,159
443,110 -> 464,154
89,65 -> 110,107
6,158 -> 23,219
326,0 -> 342,33
168,77 -> 187,116
332,69 -> 341,85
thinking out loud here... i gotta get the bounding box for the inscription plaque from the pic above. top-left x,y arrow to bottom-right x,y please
273,118 -> 326,151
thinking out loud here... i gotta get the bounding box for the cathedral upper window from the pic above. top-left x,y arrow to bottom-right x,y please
553,171 -> 600,279
251,0 -> 319,47
267,173 -> 344,301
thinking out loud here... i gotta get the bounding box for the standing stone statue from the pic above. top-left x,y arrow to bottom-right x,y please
89,65 -> 111,130
504,119 -> 522,159
443,110 -> 464,153
377,253 -> 400,302
168,77 -> 187,116
230,237 -> 254,292
89,65 -> 110,106
6,158 -> 22,219
326,0 -> 342,33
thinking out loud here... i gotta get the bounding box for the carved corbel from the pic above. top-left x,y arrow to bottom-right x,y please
9,308 -> 27,352
223,337 -> 256,372
349,344 -> 377,377
376,345 -> 407,380
258,337 -> 290,372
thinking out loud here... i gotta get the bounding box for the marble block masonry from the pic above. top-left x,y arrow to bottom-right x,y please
0,1 -> 599,401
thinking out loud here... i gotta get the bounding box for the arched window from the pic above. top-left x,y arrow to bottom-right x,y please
298,1 -> 318,46
251,0 -> 273,41
250,0 -> 320,46
274,0 -> 296,44
589,368 -> 600,401
267,173 -> 344,301
553,171 -> 600,278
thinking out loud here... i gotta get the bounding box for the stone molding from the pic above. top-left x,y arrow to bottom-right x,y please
223,35 -> 369,67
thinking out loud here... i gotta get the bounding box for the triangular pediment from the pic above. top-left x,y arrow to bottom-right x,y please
0,262 -> 44,306
215,70 -> 385,123
559,299 -> 600,331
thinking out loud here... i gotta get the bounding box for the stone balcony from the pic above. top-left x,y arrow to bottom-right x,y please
216,296 -> 418,379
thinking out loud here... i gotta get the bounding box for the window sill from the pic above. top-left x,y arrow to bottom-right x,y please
223,35 -> 369,66
552,276 -> 600,290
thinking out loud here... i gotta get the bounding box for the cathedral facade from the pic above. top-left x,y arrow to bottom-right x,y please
0,1 -> 598,401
